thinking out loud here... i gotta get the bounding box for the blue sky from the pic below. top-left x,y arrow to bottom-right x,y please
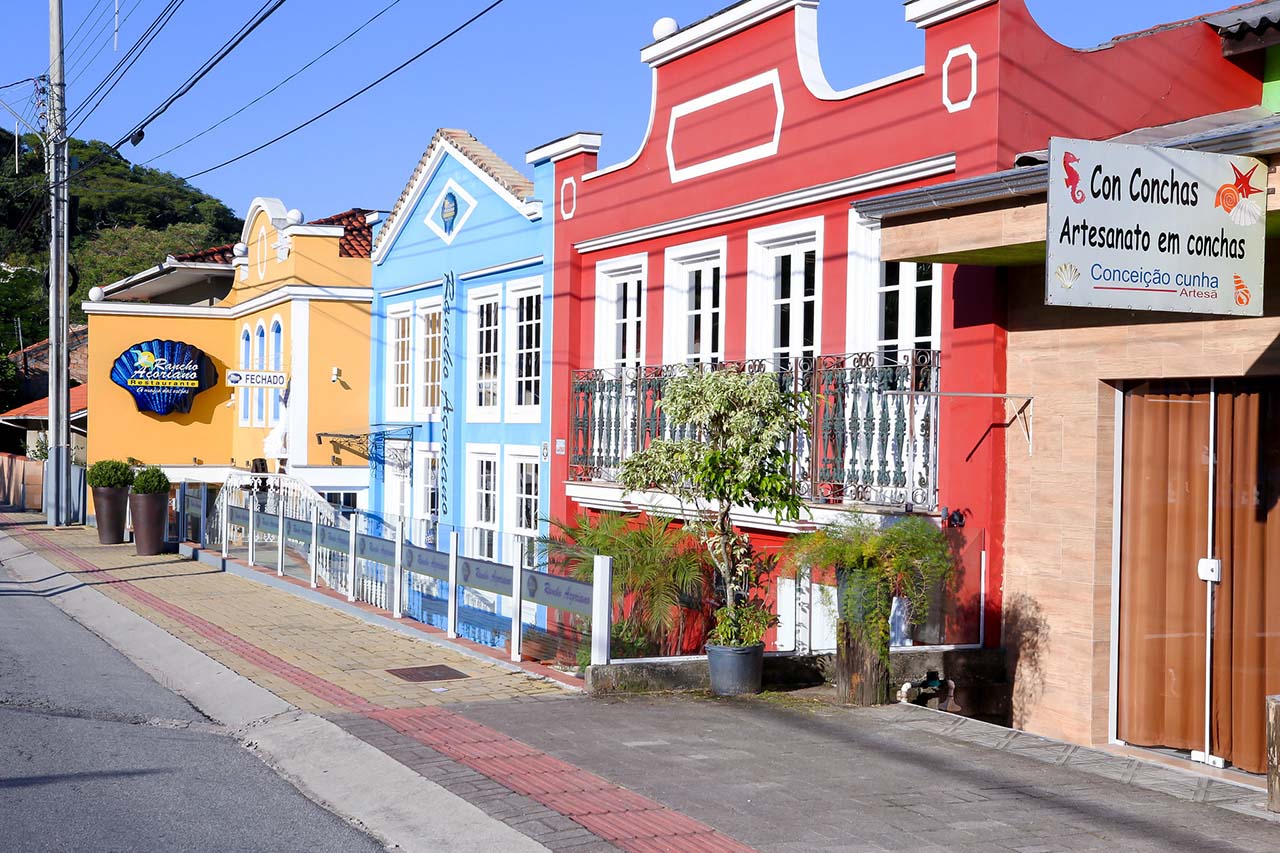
0,0 -> 1220,221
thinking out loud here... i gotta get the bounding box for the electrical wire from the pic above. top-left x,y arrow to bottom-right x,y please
65,0 -> 147,90
183,0 -> 507,181
142,0 -> 404,167
62,0 -> 117,77
67,0 -> 186,133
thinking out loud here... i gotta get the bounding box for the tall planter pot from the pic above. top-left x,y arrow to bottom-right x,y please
92,487 -> 129,545
129,492 -> 168,556
706,643 -> 765,696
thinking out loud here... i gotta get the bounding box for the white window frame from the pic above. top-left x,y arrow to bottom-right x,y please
663,236 -> 727,366
382,438 -> 412,521
413,296 -> 444,421
466,443 -> 500,562
504,446 -> 541,572
876,261 -> 941,363
466,284 -> 502,423
746,217 -> 824,365
415,443 -> 441,546
253,321 -> 267,427
269,315 -> 284,425
238,325 -> 251,426
593,253 -> 648,370
385,304 -> 413,421
504,277 -> 544,424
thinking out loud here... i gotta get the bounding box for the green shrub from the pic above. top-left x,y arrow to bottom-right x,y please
131,466 -> 170,495
87,459 -> 134,489
706,599 -> 777,647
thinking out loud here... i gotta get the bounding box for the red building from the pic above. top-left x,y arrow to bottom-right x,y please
528,0 -> 1261,723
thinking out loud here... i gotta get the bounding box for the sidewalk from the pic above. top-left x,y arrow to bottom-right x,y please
4,513 -> 1279,852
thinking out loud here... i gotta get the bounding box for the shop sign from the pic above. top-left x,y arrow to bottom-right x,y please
226,370 -> 288,388
1046,137 -> 1265,316
111,339 -> 218,415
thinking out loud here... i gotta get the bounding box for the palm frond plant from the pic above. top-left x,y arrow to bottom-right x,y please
788,516 -> 954,705
540,512 -> 712,658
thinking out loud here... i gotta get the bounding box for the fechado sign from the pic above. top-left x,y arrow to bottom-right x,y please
1046,137 -> 1265,316
225,370 -> 288,388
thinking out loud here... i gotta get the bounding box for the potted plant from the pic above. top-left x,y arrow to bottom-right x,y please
129,466 -> 171,556
618,367 -> 808,695
789,517 -> 954,705
87,459 -> 134,544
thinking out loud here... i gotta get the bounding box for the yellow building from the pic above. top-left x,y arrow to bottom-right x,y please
84,198 -> 376,507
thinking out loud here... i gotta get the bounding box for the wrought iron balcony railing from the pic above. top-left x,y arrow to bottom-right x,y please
569,350 -> 941,512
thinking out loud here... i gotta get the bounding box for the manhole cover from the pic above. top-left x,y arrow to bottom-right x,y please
386,665 -> 469,683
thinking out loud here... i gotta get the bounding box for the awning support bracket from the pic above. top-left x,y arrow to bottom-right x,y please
883,391 -> 1035,456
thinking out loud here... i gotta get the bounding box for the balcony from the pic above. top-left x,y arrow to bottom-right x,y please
569,350 -> 941,513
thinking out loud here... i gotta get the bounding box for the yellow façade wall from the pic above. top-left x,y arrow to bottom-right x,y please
306,300 -> 372,467
221,210 -> 368,309
87,314 -> 235,466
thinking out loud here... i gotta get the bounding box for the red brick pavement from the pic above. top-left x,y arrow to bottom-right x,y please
6,519 -> 754,853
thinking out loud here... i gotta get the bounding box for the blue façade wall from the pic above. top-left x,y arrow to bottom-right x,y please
367,136 -> 554,595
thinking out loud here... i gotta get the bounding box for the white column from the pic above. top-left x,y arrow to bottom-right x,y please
275,498 -> 285,577
447,530 -> 459,638
591,555 -> 613,666
247,496 -> 257,567
346,511 -> 357,602
509,545 -> 522,663
308,503 -> 318,589
846,215 -> 882,355
392,526 -> 404,619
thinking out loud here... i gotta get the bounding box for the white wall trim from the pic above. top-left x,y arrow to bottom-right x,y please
584,69 -> 658,181
526,132 -> 603,165
412,296 -> 445,423
288,300 -> 310,469
942,44 -> 979,113
573,154 -> 956,254
640,0 -> 807,67
423,177 -> 479,246
846,216 -> 882,355
83,286 -> 373,319
280,224 -> 344,239
904,0 -> 996,28
666,69 -> 785,184
745,216 -> 824,362
795,5 -> 924,100
384,303 -> 414,423
593,253 -> 649,370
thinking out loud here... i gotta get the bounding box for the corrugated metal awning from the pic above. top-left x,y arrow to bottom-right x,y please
1204,0 -> 1280,34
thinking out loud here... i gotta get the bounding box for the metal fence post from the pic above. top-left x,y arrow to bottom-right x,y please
177,482 -> 187,543
199,483 -> 209,549
275,498 -> 285,577
591,555 -> 612,666
346,511 -> 358,603
510,546 -> 522,663
391,524 -> 404,619
447,530 -> 459,639
308,503 -> 318,589
247,493 -> 257,567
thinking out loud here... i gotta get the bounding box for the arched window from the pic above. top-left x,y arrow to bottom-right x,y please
270,320 -> 284,422
239,327 -> 251,425
255,323 -> 266,426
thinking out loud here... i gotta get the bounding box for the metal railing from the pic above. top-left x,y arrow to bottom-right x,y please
569,350 -> 941,511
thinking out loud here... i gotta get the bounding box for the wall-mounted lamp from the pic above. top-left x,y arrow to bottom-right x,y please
330,366 -> 341,384
226,390 -> 236,407
192,457 -> 203,465
940,506 -> 966,529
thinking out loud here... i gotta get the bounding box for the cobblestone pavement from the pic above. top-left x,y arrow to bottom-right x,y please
8,515 -> 1280,852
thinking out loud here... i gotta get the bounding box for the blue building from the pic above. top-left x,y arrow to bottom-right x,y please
368,129 -> 553,636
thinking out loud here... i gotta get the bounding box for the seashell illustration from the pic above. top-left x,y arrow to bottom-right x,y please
111,338 -> 218,415
1216,183 -> 1241,213
1229,196 -> 1262,227
1235,274 -> 1251,307
1054,262 -> 1080,289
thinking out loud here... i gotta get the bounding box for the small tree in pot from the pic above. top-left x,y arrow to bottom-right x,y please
788,517 -> 954,705
618,367 -> 806,695
129,466 -> 171,556
87,460 -> 134,544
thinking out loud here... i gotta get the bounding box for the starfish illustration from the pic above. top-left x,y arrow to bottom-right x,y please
1232,163 -> 1263,198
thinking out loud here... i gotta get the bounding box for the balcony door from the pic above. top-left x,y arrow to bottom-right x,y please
1117,379 -> 1280,774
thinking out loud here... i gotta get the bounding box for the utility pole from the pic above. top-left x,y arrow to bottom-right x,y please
46,0 -> 69,527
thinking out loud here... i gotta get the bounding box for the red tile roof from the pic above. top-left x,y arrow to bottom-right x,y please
308,208 -> 374,258
0,384 -> 89,420
172,243 -> 236,264
374,129 -> 534,255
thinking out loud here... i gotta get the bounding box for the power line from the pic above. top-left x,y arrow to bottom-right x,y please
184,0 -> 507,181
65,0 -> 147,89
67,0 -> 186,133
0,77 -> 41,92
62,0 -> 116,74
142,0 -> 405,167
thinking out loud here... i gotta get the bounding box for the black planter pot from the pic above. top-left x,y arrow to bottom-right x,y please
129,492 -> 168,556
92,487 -> 129,545
706,643 -> 765,696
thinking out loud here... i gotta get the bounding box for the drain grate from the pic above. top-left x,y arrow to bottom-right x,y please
386,664 -> 470,683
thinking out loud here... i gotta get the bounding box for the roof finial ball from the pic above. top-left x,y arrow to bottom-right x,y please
653,17 -> 678,41
286,209 -> 304,226
233,242 -> 249,258
88,286 -> 104,303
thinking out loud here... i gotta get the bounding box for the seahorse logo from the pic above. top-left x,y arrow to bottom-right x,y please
1235,275 -> 1251,307
1063,151 -> 1085,204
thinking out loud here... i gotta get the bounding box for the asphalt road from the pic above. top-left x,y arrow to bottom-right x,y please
0,563 -> 385,853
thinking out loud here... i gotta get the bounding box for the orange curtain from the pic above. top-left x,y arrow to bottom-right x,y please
1212,384 -> 1280,774
1117,384 -> 1210,752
